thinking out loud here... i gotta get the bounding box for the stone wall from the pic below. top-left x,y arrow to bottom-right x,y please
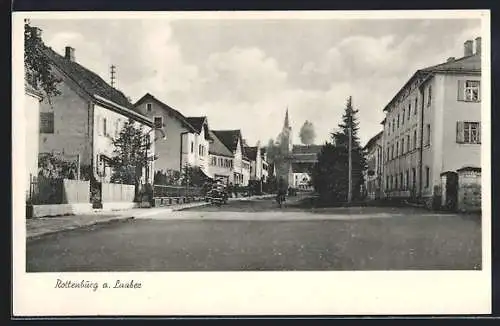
457,168 -> 481,213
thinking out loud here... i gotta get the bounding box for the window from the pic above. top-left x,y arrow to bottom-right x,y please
400,173 -> 403,190
395,141 -> 399,157
407,135 -> 410,152
146,103 -> 152,112
402,109 -> 405,125
153,116 -> 163,129
425,167 -> 430,188
426,124 -> 431,146
401,138 -> 405,154
395,175 -> 398,190
115,119 -> 120,138
414,98 -> 418,115
412,168 -> 416,187
198,144 -> 202,156
408,102 -> 411,119
397,114 -> 400,128
190,141 -> 194,153
457,121 -> 481,144
388,122 -> 391,136
427,85 -> 432,107
103,117 -> 107,136
413,130 -> 417,149
39,112 -> 54,134
392,119 -> 395,132
386,176 -> 389,190
459,80 -> 481,102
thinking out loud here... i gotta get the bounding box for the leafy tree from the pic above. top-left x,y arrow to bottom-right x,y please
38,152 -> 78,179
109,119 -> 154,186
24,19 -> 61,99
299,120 -> 316,145
312,96 -> 367,203
154,169 -> 181,186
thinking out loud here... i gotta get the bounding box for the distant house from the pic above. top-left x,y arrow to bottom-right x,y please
208,130 -> 234,184
24,82 -> 43,200
243,143 -> 269,183
211,130 -> 250,186
133,93 -> 212,179
363,131 -> 383,200
291,163 -> 313,190
38,44 -> 154,184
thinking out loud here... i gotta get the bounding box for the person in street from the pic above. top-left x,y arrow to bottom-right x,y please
276,176 -> 287,206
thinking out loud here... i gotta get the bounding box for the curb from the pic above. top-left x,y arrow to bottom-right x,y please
26,216 -> 135,242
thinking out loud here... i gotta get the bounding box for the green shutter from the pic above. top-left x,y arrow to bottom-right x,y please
456,121 -> 464,143
457,80 -> 465,101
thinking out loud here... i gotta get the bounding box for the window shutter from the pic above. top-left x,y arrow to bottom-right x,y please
456,121 -> 464,143
477,123 -> 481,144
477,81 -> 481,102
457,80 -> 465,101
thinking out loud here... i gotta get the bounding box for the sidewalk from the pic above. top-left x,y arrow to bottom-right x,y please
26,200 -> 210,241
26,194 -> 274,240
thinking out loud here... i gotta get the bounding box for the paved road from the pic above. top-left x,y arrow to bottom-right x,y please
26,196 -> 482,272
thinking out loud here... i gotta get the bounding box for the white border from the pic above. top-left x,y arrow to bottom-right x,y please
12,10 -> 491,316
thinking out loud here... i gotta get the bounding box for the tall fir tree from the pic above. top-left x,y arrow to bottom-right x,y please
312,96 -> 367,203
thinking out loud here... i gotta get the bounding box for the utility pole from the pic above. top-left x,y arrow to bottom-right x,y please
110,65 -> 116,88
347,97 -> 353,203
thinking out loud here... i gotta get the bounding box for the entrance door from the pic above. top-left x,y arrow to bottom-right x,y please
445,172 -> 459,211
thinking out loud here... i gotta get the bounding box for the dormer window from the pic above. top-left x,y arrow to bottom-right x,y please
147,103 -> 152,112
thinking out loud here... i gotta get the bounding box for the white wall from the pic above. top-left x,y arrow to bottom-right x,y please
93,104 -> 154,183
25,91 -> 41,199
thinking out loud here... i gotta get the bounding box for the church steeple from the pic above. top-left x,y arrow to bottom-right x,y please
284,107 -> 290,129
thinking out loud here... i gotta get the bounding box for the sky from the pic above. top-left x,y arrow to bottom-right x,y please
31,16 -> 481,147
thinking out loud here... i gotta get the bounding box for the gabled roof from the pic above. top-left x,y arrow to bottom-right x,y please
383,53 -> 481,112
363,131 -> 384,150
134,93 -> 197,133
421,54 -> 481,74
42,46 -> 133,109
208,130 -> 234,157
186,117 -> 206,133
212,130 -> 244,153
292,162 -> 312,173
243,146 -> 258,161
292,145 -> 323,155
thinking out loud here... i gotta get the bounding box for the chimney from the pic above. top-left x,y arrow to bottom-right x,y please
447,57 -> 455,62
65,46 -> 75,62
464,40 -> 474,57
475,36 -> 482,55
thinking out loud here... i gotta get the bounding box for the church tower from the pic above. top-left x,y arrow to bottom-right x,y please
281,107 -> 293,154
276,107 -> 294,187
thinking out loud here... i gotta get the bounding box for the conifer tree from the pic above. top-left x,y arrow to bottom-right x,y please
312,96 -> 367,203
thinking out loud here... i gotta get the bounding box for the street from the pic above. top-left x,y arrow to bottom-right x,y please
26,195 -> 482,272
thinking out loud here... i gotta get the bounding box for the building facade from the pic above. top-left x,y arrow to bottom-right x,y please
38,45 -> 154,184
244,143 -> 269,183
208,130 -> 234,184
133,94 -> 212,179
381,38 -> 482,209
363,131 -> 384,200
211,130 -> 251,186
